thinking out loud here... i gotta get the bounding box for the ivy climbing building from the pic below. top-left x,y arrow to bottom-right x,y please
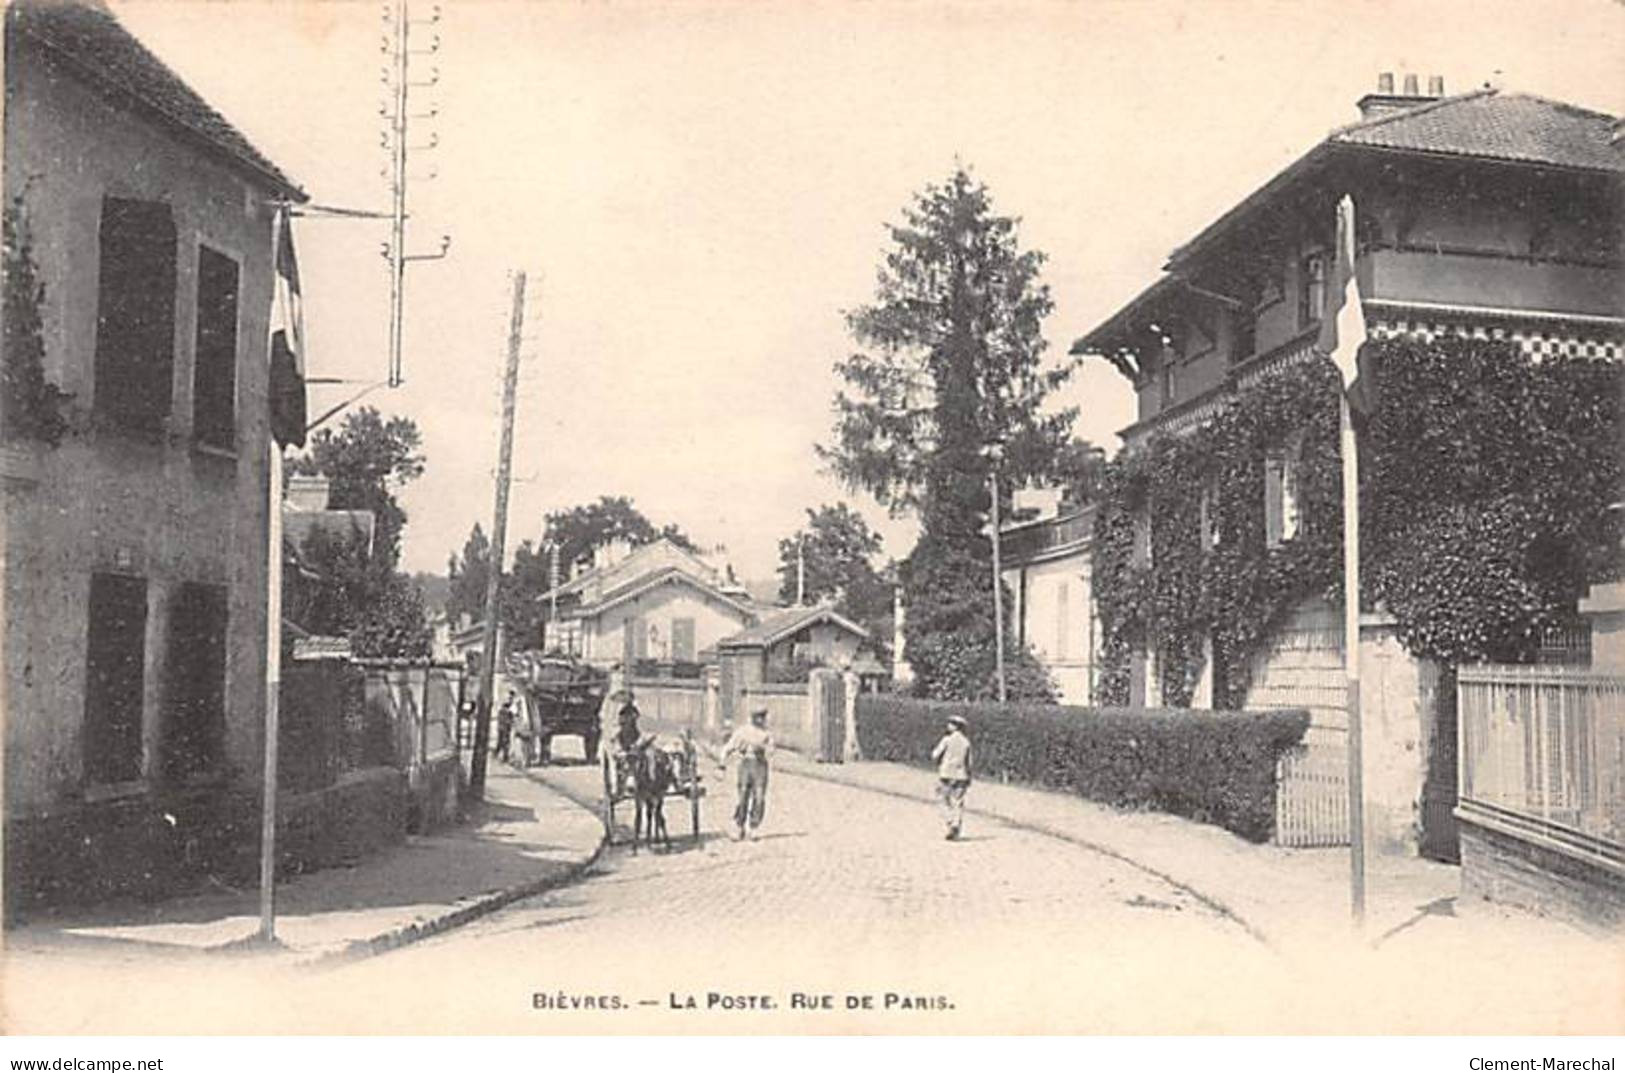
1071,75 -> 1623,861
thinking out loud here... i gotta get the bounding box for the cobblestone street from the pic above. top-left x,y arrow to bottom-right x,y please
320,754 -> 1280,1033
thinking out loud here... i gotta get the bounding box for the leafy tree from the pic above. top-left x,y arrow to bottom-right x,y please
290,406 -> 425,571
1053,438 -> 1108,507
776,503 -> 893,649
540,495 -> 696,577
285,406 -> 429,659
290,525 -> 430,659
446,523 -> 492,625
821,167 -> 1072,700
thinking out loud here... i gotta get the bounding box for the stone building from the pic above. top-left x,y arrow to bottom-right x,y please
2,0 -> 305,912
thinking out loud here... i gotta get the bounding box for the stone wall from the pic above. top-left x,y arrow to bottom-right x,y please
4,767 -> 407,922
1458,813 -> 1625,933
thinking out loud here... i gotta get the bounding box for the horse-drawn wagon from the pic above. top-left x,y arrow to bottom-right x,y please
511,653 -> 608,765
601,733 -> 704,852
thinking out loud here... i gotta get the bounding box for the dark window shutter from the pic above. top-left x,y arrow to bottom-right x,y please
192,247 -> 240,449
162,581 -> 228,781
85,573 -> 148,784
95,198 -> 177,433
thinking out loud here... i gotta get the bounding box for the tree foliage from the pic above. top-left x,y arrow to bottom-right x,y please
1092,336 -> 1622,707
540,495 -> 696,578
290,525 -> 430,659
290,407 -> 425,572
285,407 -> 430,659
444,496 -> 697,651
821,167 -> 1073,700
776,503 -> 893,649
2,195 -> 70,445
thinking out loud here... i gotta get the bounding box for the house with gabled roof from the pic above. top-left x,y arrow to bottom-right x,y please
1070,75 -> 1622,860
538,537 -> 761,670
2,0 -> 308,914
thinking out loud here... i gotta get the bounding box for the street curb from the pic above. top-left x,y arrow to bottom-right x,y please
779,758 -> 1276,950
296,780 -> 610,971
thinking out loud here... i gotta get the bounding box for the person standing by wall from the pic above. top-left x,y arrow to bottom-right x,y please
931,715 -> 973,840
494,692 -> 517,763
719,707 -> 773,841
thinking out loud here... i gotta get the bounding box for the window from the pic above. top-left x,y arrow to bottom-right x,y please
162,582 -> 228,782
84,573 -> 148,785
1160,360 -> 1177,407
671,617 -> 696,662
95,198 -> 177,433
192,246 -> 240,450
1199,478 -> 1221,553
1298,251 -> 1327,329
1132,508 -> 1153,569
1264,446 -> 1302,548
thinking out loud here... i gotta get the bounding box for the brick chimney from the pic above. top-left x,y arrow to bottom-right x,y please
1356,71 -> 1444,120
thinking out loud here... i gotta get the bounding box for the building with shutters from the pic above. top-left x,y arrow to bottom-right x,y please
2,0 -> 306,914
537,537 -> 761,672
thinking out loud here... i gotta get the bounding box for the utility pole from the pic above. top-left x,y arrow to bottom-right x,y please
989,465 -> 1007,703
797,534 -> 806,606
380,0 -> 450,388
470,271 -> 527,799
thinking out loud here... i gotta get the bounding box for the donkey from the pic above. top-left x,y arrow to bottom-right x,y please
622,738 -> 675,853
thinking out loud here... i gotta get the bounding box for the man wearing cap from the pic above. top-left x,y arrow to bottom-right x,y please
719,707 -> 774,840
931,715 -> 973,840
613,690 -> 643,754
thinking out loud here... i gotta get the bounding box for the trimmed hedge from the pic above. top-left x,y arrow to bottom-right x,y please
856,696 -> 1310,843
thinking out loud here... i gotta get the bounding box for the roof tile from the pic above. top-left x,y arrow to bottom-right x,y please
9,0 -> 304,197
1333,91 -> 1623,173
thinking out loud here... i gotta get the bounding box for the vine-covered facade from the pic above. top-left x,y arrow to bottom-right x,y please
1071,78 -> 1623,856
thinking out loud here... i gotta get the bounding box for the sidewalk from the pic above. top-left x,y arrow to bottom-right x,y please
772,749 -> 1602,957
4,763 -> 604,967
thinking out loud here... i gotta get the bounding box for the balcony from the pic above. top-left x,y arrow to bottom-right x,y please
1001,508 -> 1094,565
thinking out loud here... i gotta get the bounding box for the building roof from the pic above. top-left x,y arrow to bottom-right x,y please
581,566 -> 756,620
538,537 -> 717,603
1074,88 -> 1623,359
1164,89 -> 1622,271
719,604 -> 870,649
7,0 -> 305,200
1331,90 -> 1624,173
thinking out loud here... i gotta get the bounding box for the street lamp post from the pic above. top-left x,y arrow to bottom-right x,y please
985,440 -> 1008,703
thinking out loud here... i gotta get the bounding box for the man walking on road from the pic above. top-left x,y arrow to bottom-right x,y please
931,715 -> 973,840
719,707 -> 773,841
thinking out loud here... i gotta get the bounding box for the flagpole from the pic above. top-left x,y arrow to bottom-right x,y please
1342,391 -> 1366,928
259,438 -> 284,942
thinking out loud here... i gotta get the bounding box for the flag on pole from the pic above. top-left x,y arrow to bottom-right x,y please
1320,195 -> 1374,418
269,207 -> 308,449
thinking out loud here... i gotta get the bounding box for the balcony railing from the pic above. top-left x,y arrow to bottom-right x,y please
1457,663 -> 1625,870
1002,509 -> 1093,564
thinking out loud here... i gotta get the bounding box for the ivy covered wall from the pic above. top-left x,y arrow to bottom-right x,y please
1093,335 -> 1622,707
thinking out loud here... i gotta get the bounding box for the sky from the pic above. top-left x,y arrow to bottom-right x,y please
112,0 -> 1625,583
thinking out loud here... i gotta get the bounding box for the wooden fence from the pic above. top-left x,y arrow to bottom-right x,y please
1458,663 -> 1624,867
1274,731 -> 1350,847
